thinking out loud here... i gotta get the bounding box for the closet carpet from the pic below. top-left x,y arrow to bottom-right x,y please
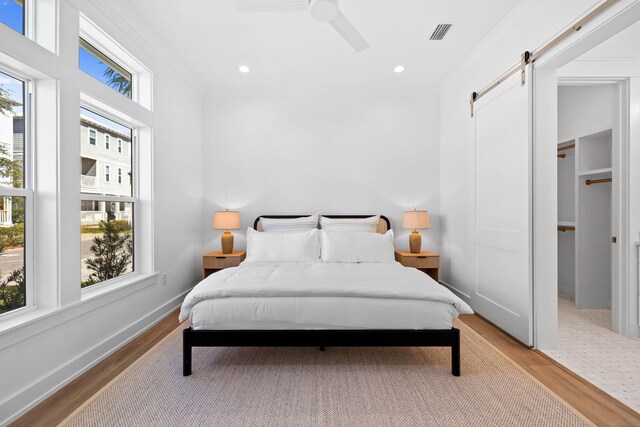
545,294 -> 640,413
61,321 -> 589,427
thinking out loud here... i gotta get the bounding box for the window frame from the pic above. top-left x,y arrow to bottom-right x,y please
88,127 -> 96,145
0,65 -> 34,319
104,164 -> 109,182
117,138 -> 122,153
80,104 -> 139,293
104,133 -> 110,149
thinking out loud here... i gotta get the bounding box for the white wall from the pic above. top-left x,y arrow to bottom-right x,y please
0,0 -> 204,423
558,85 -> 615,142
202,88 -> 440,253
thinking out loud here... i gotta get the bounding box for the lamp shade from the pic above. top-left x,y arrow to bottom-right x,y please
213,210 -> 240,230
403,210 -> 430,230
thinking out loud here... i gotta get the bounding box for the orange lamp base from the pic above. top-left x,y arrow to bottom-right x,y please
409,230 -> 422,254
221,231 -> 234,254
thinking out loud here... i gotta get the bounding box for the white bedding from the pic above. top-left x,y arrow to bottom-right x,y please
189,297 -> 460,330
179,261 -> 473,329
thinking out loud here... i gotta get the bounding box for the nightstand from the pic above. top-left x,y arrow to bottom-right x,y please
203,251 -> 246,278
395,251 -> 440,282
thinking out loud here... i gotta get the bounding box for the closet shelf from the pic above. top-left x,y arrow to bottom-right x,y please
578,167 -> 612,177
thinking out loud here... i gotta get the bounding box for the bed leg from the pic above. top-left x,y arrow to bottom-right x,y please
451,328 -> 460,377
183,328 -> 192,376
319,346 -> 325,351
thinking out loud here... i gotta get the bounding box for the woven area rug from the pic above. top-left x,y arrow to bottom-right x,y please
61,321 -> 590,426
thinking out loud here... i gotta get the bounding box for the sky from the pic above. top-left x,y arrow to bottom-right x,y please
81,107 -> 132,137
0,0 -> 23,34
0,1 -> 24,116
79,46 -> 132,99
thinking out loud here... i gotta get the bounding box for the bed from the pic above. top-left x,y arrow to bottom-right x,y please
181,215 -> 472,376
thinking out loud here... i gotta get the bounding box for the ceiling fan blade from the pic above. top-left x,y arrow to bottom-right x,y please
234,0 -> 309,12
328,11 -> 369,52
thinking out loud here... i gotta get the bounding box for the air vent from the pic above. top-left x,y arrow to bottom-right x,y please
429,23 -> 452,41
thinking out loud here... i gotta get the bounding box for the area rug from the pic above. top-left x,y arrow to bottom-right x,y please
61,321 -> 590,426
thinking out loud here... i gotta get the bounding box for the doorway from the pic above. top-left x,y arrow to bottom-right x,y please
533,10 -> 640,412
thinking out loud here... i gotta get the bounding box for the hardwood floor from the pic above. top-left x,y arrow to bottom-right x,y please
11,309 -> 182,427
12,311 -> 640,426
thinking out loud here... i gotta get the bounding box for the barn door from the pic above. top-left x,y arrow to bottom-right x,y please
472,67 -> 533,346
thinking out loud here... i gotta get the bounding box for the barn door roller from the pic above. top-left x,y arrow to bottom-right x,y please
469,0 -> 619,117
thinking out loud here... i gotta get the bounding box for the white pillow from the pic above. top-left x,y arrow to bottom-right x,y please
245,228 -> 320,263
320,215 -> 380,233
320,230 -> 395,263
260,214 -> 319,233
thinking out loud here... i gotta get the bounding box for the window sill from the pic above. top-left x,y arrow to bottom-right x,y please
0,272 -> 159,351
81,272 -> 150,301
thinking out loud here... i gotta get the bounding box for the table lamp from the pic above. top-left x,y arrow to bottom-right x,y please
213,210 -> 240,254
403,210 -> 430,253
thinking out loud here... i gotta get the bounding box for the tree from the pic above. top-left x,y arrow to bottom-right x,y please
0,145 -> 23,188
103,68 -> 132,98
0,85 -> 13,116
83,219 -> 133,286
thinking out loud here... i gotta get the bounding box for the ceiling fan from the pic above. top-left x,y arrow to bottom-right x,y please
234,0 -> 370,52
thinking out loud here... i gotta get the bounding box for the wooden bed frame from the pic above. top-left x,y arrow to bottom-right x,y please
183,215 -> 461,377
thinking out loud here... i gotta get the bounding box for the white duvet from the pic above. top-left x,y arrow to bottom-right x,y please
179,261 -> 473,323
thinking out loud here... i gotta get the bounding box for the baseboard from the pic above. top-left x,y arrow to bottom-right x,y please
1,290 -> 189,426
558,282 -> 575,298
440,280 -> 471,303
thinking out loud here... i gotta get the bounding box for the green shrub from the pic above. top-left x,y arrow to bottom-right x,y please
99,219 -> 131,233
0,266 -> 25,314
0,223 -> 24,247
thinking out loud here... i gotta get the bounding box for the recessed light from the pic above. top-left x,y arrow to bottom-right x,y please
394,65 -> 405,73
238,65 -> 250,73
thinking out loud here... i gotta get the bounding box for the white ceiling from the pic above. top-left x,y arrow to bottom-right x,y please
128,0 -> 519,89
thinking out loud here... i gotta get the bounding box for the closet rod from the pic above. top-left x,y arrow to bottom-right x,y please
558,226 -> 575,232
558,153 -> 566,159
558,144 -> 575,152
585,178 -> 612,185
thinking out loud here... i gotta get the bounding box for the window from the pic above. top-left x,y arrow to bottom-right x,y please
79,38 -> 132,99
88,128 -> 96,145
117,139 -> 122,153
80,108 -> 135,288
81,200 -> 99,211
104,134 -> 110,149
0,69 -> 29,316
0,0 -> 24,34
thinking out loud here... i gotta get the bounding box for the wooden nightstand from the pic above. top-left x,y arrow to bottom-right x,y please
395,251 -> 440,282
203,251 -> 246,278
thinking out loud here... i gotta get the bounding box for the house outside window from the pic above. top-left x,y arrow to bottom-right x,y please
0,69 -> 29,316
80,108 -> 135,288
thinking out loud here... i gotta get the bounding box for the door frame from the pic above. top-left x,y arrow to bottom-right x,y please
532,0 -> 640,348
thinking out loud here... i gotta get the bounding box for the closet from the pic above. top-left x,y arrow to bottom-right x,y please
557,128 -> 613,309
